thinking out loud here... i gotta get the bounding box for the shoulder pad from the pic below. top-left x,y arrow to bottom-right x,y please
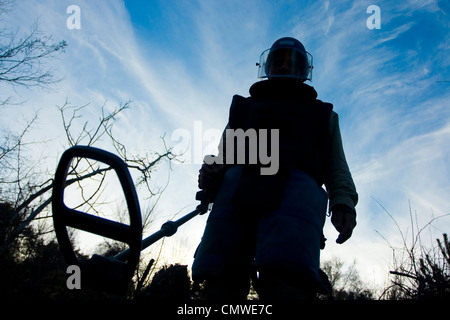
229,95 -> 252,129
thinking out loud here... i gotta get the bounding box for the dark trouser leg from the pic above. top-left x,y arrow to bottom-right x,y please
256,268 -> 317,300
204,273 -> 251,300
203,214 -> 256,300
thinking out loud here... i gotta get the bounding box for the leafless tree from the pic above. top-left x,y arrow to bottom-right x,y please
0,99 -> 177,256
321,256 -> 374,300
0,0 -> 67,107
0,0 -> 67,246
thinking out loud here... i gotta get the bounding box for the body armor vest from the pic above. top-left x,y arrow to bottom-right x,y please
227,94 -> 333,186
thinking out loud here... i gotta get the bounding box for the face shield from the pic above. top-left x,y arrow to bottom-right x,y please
257,47 -> 313,81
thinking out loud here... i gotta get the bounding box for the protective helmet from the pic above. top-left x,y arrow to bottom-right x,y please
257,37 -> 313,81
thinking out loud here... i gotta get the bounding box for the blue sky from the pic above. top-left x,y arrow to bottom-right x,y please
1,0 -> 449,291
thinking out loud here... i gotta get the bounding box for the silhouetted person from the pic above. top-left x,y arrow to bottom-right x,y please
192,37 -> 358,300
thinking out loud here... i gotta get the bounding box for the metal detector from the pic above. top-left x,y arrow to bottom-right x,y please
52,145 -> 211,294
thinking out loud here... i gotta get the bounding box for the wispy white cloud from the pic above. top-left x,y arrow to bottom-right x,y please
374,22 -> 415,46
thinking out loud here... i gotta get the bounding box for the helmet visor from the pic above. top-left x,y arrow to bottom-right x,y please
257,47 -> 313,81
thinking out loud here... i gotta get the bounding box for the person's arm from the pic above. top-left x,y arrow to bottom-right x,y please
198,124 -> 229,198
324,112 -> 358,243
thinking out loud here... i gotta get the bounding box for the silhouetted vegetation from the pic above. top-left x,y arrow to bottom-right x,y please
320,256 -> 375,300
375,199 -> 450,300
0,200 -> 88,299
381,233 -> 450,300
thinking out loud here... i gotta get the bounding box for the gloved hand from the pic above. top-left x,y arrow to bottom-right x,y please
331,204 -> 357,244
198,159 -> 224,192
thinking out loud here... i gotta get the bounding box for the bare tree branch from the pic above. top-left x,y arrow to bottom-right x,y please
0,22 -> 67,89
